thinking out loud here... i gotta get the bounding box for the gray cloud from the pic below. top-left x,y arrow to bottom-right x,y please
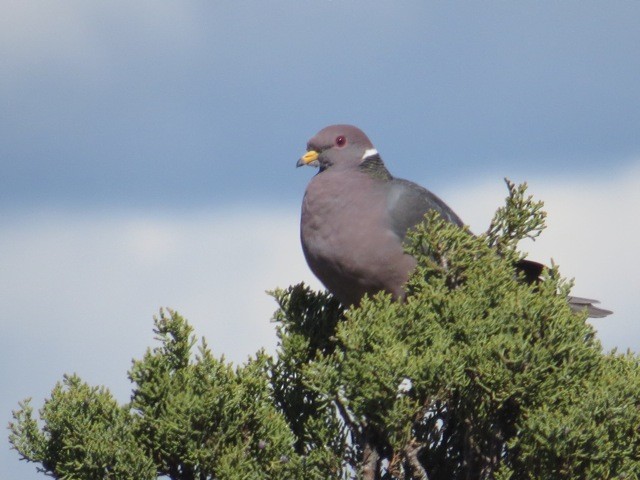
1,1 -> 639,208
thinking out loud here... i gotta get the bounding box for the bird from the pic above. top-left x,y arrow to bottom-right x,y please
296,124 -> 612,318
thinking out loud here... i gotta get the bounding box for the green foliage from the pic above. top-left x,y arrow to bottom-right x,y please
9,375 -> 155,479
11,311 -> 305,479
487,178 -> 546,257
511,353 -> 640,479
127,310 -> 301,479
9,181 -> 640,479
270,285 -> 350,478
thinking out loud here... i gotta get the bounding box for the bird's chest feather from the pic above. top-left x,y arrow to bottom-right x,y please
301,172 -> 395,273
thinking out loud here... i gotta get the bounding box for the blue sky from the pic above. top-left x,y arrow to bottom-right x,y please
2,2 -> 639,478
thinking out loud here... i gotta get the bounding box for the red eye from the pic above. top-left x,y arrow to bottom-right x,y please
335,135 -> 346,147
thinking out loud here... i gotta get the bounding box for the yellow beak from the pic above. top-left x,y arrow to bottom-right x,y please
296,150 -> 319,168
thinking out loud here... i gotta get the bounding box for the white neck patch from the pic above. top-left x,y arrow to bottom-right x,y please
362,148 -> 378,160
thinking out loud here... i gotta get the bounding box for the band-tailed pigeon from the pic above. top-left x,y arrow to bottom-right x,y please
297,124 -> 612,318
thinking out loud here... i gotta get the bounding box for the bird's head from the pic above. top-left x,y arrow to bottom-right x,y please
296,125 -> 379,172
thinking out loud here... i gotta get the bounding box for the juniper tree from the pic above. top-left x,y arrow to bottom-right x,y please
9,181 -> 640,479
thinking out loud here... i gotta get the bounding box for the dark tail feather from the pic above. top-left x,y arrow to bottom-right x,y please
567,296 -> 613,318
515,259 -> 612,318
515,259 -> 545,283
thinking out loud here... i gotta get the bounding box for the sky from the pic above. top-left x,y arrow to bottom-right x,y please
2,1 -> 639,478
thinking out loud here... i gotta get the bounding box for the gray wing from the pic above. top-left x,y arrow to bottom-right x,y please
384,179 -> 613,318
386,178 -> 464,241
